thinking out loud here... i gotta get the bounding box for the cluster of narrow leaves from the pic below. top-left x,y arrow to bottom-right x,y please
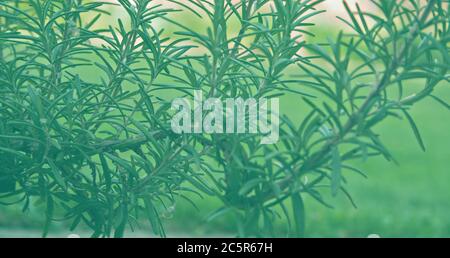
0,0 -> 197,237
0,0 -> 448,237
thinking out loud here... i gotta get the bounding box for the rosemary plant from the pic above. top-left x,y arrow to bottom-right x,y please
0,0 -> 448,237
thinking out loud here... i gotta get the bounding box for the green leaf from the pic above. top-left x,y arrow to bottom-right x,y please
27,86 -> 44,122
238,178 -> 264,196
331,147 -> 342,196
47,160 -> 67,190
114,204 -> 128,238
144,198 -> 162,236
291,193 -> 305,237
0,147 -> 31,161
430,95 -> 450,111
105,153 -> 136,176
206,206 -> 232,222
43,195 -> 54,238
402,110 -> 426,152
99,154 -> 112,192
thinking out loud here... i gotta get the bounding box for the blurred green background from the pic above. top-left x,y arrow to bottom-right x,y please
0,1 -> 449,238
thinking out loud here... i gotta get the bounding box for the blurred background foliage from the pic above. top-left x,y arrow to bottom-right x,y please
0,0 -> 449,237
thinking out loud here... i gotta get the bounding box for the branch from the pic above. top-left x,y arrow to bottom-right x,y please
256,0 -> 437,205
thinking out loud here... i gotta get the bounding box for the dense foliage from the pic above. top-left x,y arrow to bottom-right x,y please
0,0 -> 448,237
